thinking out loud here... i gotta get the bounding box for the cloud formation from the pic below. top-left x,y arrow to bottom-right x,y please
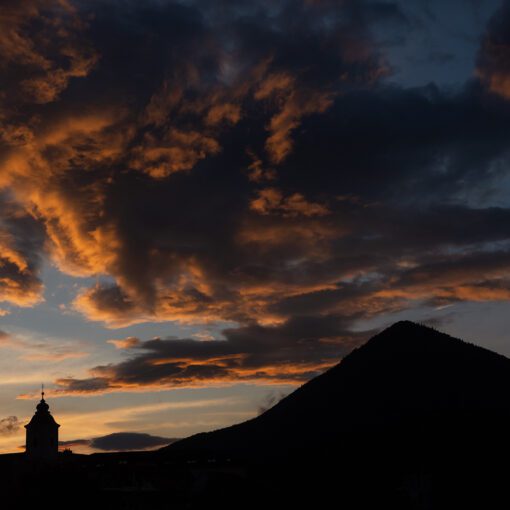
54,316 -> 367,394
59,432 -> 177,452
0,416 -> 20,436
478,1 -> 510,99
2,1 -> 510,393
0,329 -> 88,362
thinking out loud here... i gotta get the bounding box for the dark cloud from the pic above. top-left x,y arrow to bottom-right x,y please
1,0 -> 389,319
281,83 -> 510,204
55,316 -> 375,394
477,0 -> 510,99
0,416 -> 20,435
0,195 -> 45,306
55,377 -> 112,394
0,0 -> 96,109
90,432 -> 176,451
1,1 -> 510,392
58,438 -> 90,449
59,432 -> 177,451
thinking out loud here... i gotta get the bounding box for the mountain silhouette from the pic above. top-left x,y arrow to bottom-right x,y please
167,320 -> 510,459
161,321 -> 510,509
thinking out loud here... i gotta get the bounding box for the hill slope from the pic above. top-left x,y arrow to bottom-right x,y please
167,320 -> 510,459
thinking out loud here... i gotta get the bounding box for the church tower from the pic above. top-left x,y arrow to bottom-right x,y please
25,387 -> 60,460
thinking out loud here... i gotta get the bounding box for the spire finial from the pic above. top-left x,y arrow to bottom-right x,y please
41,383 -> 45,401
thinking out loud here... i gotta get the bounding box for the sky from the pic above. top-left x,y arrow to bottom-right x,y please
0,0 -> 510,453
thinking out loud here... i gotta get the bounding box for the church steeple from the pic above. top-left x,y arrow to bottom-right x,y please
25,386 -> 60,460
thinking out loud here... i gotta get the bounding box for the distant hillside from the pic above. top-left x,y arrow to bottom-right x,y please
166,320 -> 510,459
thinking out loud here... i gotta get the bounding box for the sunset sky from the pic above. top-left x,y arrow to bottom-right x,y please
1,0 -> 510,453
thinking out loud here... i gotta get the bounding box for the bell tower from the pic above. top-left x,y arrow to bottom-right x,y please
25,385 -> 60,460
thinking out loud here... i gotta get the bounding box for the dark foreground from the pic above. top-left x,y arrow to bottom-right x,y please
3,322 -> 510,509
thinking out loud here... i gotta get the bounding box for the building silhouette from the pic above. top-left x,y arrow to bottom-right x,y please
25,387 -> 60,460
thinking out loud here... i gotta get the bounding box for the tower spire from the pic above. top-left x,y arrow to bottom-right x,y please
25,383 -> 60,460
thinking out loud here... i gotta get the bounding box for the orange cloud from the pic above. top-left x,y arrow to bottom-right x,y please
0,108 -> 130,287
237,217 -> 343,259
130,129 -> 221,179
250,187 -> 330,217
254,72 -> 295,100
107,337 -> 141,349
266,90 -> 334,164
246,151 -> 277,183
21,49 -> 97,104
375,284 -> 510,303
205,103 -> 242,126
134,77 -> 245,178
0,0 -> 97,104
254,72 -> 334,163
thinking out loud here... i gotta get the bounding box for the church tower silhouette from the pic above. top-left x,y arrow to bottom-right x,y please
25,386 -> 60,460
